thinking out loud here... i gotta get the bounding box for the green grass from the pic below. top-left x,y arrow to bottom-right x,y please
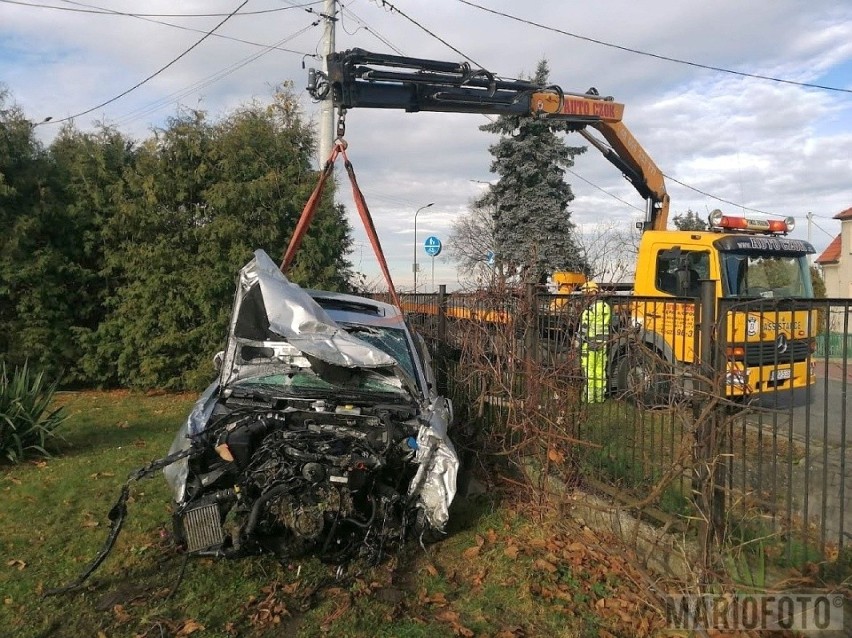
0,391 -> 667,637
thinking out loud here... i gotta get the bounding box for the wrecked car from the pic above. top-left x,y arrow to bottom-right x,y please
163,249 -> 459,563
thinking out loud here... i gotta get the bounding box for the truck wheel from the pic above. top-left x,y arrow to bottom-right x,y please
616,347 -> 672,407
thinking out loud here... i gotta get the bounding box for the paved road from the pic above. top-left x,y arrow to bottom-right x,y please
790,376 -> 850,446
742,367 -> 851,548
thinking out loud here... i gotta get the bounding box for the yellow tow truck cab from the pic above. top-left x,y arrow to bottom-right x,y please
625,212 -> 816,407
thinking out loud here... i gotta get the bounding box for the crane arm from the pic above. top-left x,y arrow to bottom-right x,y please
309,48 -> 669,231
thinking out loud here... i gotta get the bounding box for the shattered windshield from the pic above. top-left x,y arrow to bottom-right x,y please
720,252 -> 813,299
341,324 -> 417,381
235,370 -> 407,396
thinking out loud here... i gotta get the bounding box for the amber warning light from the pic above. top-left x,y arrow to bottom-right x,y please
708,209 -> 795,235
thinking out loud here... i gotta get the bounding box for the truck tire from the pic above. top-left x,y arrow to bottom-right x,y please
616,346 -> 673,407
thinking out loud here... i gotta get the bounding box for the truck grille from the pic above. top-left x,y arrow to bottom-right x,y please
181,503 -> 224,552
741,339 -> 811,367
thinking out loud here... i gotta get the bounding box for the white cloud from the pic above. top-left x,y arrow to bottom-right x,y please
2,0 -> 851,288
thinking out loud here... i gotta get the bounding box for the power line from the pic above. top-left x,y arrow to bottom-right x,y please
43,0 -> 250,125
579,128 -> 785,217
811,218 -> 839,241
339,2 -> 404,54
368,0 -> 481,67
112,22 -> 322,128
662,173 -> 781,217
23,0 -> 314,55
353,1 -> 843,221
456,0 -> 852,95
566,168 -> 645,213
0,0 -> 320,15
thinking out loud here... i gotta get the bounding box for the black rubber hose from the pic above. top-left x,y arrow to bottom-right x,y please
42,486 -> 130,597
342,495 -> 376,529
243,483 -> 293,538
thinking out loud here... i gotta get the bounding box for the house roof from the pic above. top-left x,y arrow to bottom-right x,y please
816,234 -> 841,265
834,206 -> 852,221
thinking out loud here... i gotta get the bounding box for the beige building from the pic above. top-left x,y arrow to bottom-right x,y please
815,206 -> 852,298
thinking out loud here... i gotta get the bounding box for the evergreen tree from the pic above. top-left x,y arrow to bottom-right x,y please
478,60 -> 587,281
91,88 -> 353,389
0,86 -> 354,390
48,124 -> 135,383
672,209 -> 708,231
0,93 -> 120,382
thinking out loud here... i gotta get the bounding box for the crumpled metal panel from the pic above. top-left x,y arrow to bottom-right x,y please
220,250 -> 396,389
163,381 -> 219,503
409,397 -> 459,530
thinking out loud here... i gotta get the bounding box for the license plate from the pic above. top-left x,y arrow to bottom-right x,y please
770,368 -> 791,381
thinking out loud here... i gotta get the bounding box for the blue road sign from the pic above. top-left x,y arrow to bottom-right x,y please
424,235 -> 442,257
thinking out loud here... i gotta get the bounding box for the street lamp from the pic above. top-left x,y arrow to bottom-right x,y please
413,202 -> 434,293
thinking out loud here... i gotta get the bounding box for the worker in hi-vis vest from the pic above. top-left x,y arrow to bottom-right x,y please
577,281 -> 611,403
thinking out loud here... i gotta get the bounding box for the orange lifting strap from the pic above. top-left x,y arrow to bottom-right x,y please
280,139 -> 402,309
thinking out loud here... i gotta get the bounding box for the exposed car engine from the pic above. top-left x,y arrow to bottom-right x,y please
44,250 -> 459,596
174,396 -> 433,563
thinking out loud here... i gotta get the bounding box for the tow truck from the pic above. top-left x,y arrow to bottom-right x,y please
307,49 -> 817,407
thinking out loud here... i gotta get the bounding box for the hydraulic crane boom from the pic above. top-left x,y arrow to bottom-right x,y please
308,48 -> 670,231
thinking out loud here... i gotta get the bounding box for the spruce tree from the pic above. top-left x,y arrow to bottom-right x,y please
672,209 -> 708,231
478,60 -> 587,281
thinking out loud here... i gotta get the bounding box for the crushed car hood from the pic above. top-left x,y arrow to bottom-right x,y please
220,250 -> 414,395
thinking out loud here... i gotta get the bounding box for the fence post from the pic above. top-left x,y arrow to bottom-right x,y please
694,279 -> 725,564
437,284 -> 448,396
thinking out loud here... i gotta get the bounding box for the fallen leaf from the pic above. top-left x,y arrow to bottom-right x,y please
176,620 -> 205,636
6,559 -> 26,571
486,528 -> 498,544
470,568 -> 488,588
113,604 -> 131,624
462,544 -> 481,560
97,632 -> 107,638
547,448 -> 564,463
424,591 -> 448,606
534,558 -> 557,574
504,545 -> 519,560
89,471 -> 115,479
424,563 -> 439,577
435,609 -> 459,623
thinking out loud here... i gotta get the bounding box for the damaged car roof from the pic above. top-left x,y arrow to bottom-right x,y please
219,250 -> 415,393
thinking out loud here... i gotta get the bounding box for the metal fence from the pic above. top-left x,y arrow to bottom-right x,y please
394,287 -> 851,573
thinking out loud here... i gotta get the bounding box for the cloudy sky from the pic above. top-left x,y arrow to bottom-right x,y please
2,0 -> 851,290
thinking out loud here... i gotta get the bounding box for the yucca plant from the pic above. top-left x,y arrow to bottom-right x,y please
0,360 -> 67,463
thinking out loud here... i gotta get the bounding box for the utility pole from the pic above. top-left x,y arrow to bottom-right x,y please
318,0 -> 336,166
